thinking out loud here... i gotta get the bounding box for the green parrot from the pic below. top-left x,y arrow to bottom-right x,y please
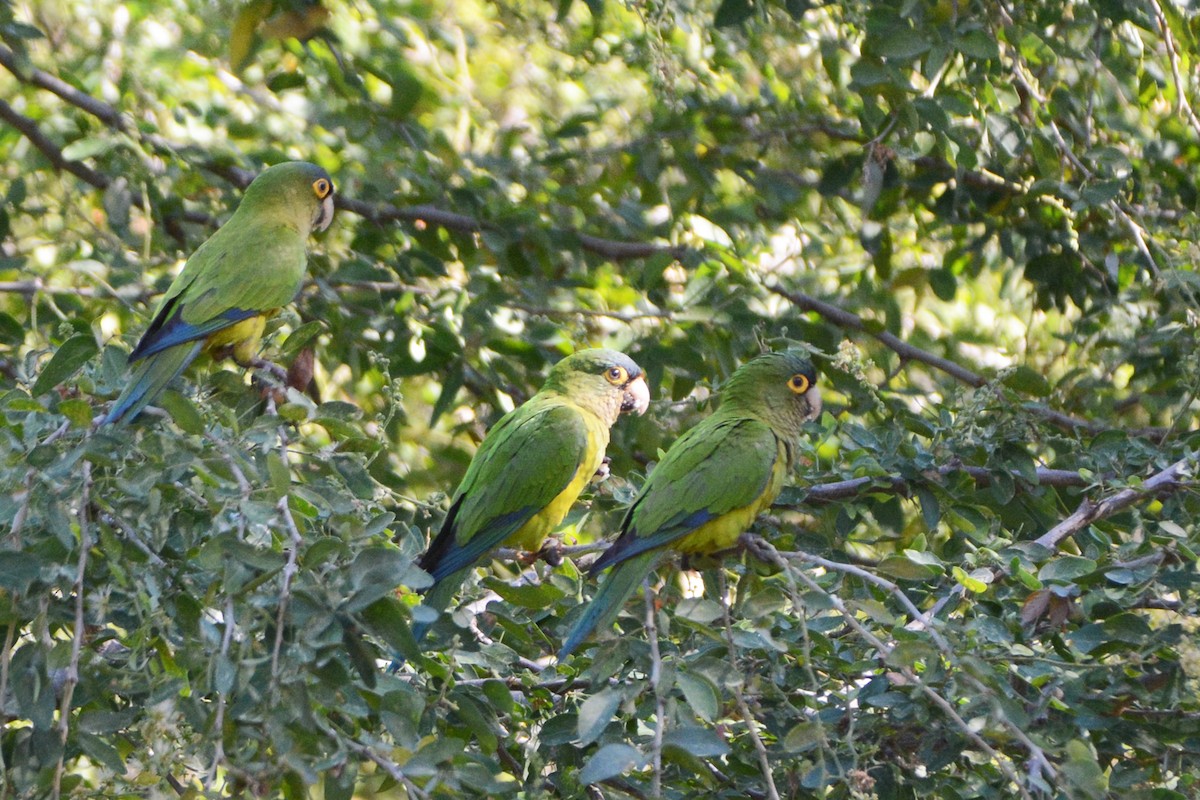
410,348 -> 651,647
102,161 -> 335,424
557,350 -> 822,660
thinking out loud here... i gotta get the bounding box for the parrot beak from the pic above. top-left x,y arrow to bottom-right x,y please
621,374 -> 651,416
803,386 -> 822,421
312,193 -> 335,233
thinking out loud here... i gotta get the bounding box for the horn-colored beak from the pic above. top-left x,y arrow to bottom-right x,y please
621,374 -> 651,416
313,194 -> 335,233
803,386 -> 822,421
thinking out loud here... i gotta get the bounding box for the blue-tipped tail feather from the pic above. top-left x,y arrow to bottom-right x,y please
102,343 -> 202,425
557,552 -> 657,661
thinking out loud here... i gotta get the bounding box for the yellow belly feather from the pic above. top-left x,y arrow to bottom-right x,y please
505,414 -> 607,552
673,438 -> 790,554
201,311 -> 277,364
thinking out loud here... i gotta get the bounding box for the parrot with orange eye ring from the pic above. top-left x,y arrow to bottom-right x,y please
557,350 -> 822,660
407,348 -> 651,653
102,161 -> 335,425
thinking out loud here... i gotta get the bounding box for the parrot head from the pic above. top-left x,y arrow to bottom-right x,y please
544,348 -> 651,424
240,161 -> 336,235
723,349 -> 821,428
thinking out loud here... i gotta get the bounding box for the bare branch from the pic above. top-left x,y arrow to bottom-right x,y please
1034,455 -> 1194,550
717,569 -> 782,800
0,46 -> 684,264
796,465 -> 1089,506
0,45 -> 128,130
766,282 -> 1169,439
743,536 -> 1041,800
53,460 -> 93,800
643,578 -> 666,799
0,99 -> 110,189
351,741 -> 429,800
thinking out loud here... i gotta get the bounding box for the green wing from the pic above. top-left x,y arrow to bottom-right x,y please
129,222 -> 306,362
418,398 -> 590,582
559,414 -> 778,659
589,414 -> 778,572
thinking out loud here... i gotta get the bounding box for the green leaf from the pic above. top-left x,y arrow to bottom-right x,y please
32,334 -> 98,395
156,390 -> 205,435
61,136 -> 114,161
0,312 -> 24,345
579,743 -> 643,785
676,672 -> 719,723
1038,556 -> 1097,583
0,551 -> 43,592
875,28 -> 930,61
662,727 -> 730,758
956,29 -> 999,60
878,550 -> 943,581
1002,366 -> 1051,397
481,578 -> 565,608
576,686 -> 622,747
675,597 -> 723,623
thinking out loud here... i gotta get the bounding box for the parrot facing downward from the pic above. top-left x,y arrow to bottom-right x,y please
102,161 -> 336,424
411,348 -> 651,647
557,350 -> 822,660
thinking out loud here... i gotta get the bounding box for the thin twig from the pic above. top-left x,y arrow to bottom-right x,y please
1149,0 -> 1200,140
1034,455 -> 1194,550
271,495 -> 303,692
642,577 -> 665,799
351,740 -> 429,799
0,45 -> 684,264
744,537 -> 1037,799
767,282 -> 1169,438
53,460 -> 93,799
717,570 -> 781,800
206,595 -> 236,789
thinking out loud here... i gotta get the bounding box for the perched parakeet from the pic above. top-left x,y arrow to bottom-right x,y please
558,350 -> 821,660
411,348 -> 651,647
102,161 -> 335,424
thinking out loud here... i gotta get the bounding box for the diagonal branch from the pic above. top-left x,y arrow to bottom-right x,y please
0,98 -> 110,189
794,465 -> 1089,505
1034,455 -> 1195,549
766,282 -> 1169,439
0,44 -> 683,264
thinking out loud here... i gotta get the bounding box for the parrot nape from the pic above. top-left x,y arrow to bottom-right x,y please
557,350 -> 822,660
409,348 -> 651,651
101,161 -> 335,424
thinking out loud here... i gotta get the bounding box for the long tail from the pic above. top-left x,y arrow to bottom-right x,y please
388,570 -> 465,672
557,552 -> 657,661
102,343 -> 202,425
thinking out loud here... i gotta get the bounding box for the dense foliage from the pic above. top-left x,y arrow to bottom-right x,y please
3,0 -> 1200,797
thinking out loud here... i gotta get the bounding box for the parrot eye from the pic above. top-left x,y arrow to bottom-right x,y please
788,374 -> 811,394
312,178 -> 333,199
605,366 -> 628,385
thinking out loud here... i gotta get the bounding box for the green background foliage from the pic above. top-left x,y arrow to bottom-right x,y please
3,0 -> 1200,797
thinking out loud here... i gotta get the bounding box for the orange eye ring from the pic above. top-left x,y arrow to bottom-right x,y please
312,178 -> 333,199
605,366 -> 628,385
788,373 -> 810,394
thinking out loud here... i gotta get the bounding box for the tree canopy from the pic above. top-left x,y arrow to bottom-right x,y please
3,0 -> 1200,797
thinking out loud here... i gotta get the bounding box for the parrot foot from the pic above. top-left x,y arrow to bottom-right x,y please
247,357 -> 289,382
592,456 -> 612,482
537,540 -> 564,567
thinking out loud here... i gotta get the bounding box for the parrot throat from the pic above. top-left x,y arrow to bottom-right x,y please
551,387 -> 623,429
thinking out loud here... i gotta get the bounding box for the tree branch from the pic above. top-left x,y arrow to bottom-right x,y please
766,282 -> 1168,439
1034,455 -> 1195,550
795,465 -> 1089,505
0,99 -> 110,189
0,45 -> 683,264
53,460 -> 92,800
